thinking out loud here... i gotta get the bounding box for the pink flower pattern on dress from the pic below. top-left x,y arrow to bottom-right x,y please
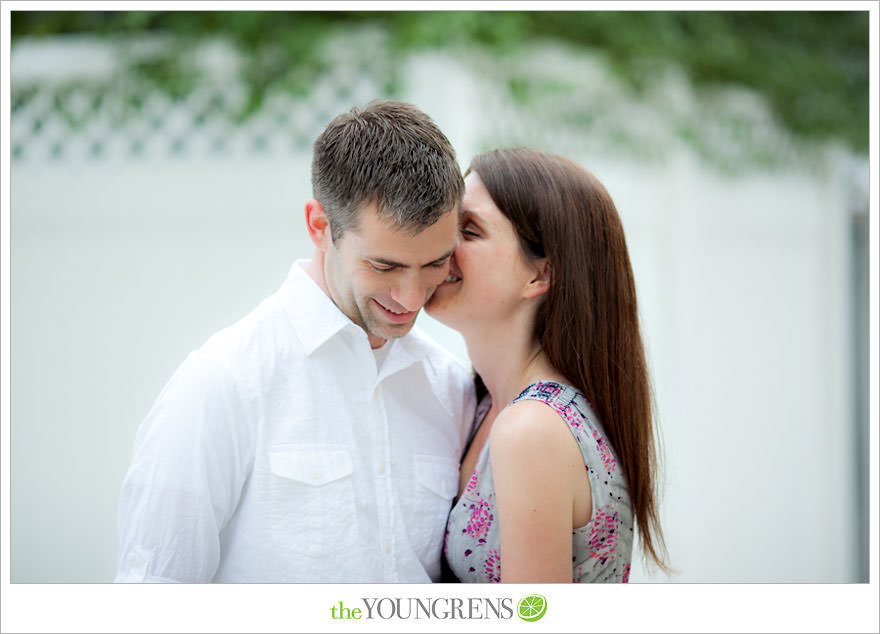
592,429 -> 617,472
465,471 -> 479,494
534,382 -> 563,399
587,505 -> 619,564
562,404 -> 584,432
483,549 -> 501,582
464,498 -> 493,541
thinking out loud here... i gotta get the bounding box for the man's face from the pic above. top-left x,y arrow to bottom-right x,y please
323,203 -> 458,347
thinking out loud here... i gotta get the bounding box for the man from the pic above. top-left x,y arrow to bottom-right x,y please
116,100 -> 476,582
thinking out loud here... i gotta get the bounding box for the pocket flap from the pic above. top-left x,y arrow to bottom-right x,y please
269,444 -> 354,486
415,454 -> 459,499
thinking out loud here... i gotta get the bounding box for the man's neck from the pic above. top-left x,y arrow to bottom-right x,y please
304,251 -> 331,297
305,251 -> 388,350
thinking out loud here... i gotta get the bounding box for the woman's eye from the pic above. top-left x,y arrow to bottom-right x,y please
460,225 -> 480,238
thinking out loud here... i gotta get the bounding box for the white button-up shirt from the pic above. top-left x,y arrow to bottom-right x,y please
116,260 -> 476,582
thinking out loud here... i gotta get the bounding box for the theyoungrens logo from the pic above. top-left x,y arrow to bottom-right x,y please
329,594 -> 547,622
516,594 -> 547,622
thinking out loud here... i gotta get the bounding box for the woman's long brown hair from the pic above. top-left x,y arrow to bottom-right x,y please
469,148 -> 668,571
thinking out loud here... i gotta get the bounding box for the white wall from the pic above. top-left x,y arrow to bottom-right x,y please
8,38 -> 867,583
600,156 -> 860,581
11,156 -> 313,581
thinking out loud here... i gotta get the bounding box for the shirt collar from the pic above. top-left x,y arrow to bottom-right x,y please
279,260 -> 361,356
378,326 -> 433,381
279,260 -> 434,371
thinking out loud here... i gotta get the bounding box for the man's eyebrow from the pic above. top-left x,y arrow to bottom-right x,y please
368,249 -> 454,269
425,249 -> 455,266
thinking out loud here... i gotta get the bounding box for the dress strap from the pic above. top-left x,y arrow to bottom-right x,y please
462,393 -> 493,458
511,380 -> 592,450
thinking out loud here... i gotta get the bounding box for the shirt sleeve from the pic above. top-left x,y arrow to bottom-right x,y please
115,351 -> 253,582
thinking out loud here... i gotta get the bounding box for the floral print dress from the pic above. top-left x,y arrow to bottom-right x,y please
443,381 -> 634,583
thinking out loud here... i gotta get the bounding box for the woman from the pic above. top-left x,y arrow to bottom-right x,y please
426,148 -> 667,582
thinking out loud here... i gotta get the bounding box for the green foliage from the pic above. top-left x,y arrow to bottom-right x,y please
11,10 -> 869,154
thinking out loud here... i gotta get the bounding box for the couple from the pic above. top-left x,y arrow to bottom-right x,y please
116,100 -> 666,583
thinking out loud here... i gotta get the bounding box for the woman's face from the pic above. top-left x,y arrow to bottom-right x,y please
426,171 -> 540,331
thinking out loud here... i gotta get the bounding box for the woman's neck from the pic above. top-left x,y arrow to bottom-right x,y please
463,314 -> 566,410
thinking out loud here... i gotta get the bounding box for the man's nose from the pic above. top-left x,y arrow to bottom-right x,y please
391,275 -> 427,312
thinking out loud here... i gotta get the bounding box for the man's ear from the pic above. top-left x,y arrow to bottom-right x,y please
305,199 -> 332,250
523,257 -> 551,299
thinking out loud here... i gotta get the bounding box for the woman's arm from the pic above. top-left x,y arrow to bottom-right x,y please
489,399 -> 591,582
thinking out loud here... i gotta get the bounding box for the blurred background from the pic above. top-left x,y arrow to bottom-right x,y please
7,10 -> 871,583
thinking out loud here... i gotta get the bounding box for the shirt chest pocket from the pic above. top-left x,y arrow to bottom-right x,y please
268,444 -> 358,557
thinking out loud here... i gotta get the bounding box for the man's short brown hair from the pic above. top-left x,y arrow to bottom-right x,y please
311,100 -> 464,241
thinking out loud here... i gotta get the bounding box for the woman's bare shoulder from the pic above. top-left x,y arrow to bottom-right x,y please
489,398 -> 579,467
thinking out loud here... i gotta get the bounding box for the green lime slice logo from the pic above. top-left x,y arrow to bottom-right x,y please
517,594 -> 547,622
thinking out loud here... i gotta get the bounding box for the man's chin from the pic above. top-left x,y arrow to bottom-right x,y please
369,317 -> 417,341
362,298 -> 424,340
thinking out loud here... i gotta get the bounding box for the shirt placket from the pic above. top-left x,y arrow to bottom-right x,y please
372,380 -> 397,581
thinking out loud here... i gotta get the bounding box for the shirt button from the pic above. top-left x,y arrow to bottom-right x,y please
378,463 -> 385,475
384,542 -> 391,555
